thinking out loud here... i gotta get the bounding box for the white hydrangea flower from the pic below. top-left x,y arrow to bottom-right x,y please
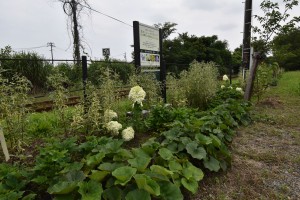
223,74 -> 229,81
236,87 -> 244,94
106,121 -> 122,136
122,126 -> 135,141
104,109 -> 118,122
128,86 -> 146,105
221,85 -> 225,89
229,86 -> 233,89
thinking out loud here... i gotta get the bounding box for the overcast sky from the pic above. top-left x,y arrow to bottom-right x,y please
1,0 -> 299,61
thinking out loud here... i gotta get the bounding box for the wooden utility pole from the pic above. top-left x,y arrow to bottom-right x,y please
244,52 -> 262,101
47,42 -> 55,64
71,0 -> 81,66
242,0 -> 253,71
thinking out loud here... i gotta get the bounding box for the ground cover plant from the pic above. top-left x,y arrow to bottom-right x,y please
0,61 -> 251,199
194,71 -> 300,199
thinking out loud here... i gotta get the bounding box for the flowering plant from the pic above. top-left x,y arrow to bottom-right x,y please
104,109 -> 118,122
223,74 -> 229,81
128,86 -> 146,106
106,121 -> 122,136
121,126 -> 135,141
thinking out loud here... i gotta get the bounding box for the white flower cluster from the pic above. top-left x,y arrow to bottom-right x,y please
221,85 -> 225,89
236,87 -> 244,94
104,109 -> 118,122
121,126 -> 135,141
128,86 -> 146,106
223,74 -> 229,81
106,121 -> 122,136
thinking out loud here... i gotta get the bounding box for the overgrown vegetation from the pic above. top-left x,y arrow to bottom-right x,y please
0,61 -> 252,199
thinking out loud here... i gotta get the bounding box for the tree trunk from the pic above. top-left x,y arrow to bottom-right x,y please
71,0 -> 81,66
244,52 -> 262,101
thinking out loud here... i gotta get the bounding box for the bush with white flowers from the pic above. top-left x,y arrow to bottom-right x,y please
223,74 -> 229,81
121,126 -> 135,141
128,86 -> 146,106
104,109 -> 118,122
106,121 -> 122,136
236,87 -> 244,94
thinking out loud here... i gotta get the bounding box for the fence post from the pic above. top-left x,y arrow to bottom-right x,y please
82,56 -> 88,114
160,60 -> 167,103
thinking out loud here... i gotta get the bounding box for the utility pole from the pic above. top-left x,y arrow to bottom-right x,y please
242,0 -> 252,74
47,42 -> 55,64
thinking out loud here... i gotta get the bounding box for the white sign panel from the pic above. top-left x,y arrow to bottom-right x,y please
139,23 -> 160,67
139,24 -> 160,52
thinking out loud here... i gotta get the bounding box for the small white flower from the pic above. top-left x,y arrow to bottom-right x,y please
128,86 -> 146,105
223,74 -> 229,81
221,85 -> 225,89
106,121 -> 122,136
229,86 -> 233,89
122,127 -> 135,141
236,87 -> 244,94
104,109 -> 118,122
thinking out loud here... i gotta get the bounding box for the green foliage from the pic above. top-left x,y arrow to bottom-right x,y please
0,46 -> 53,92
0,85 -> 251,199
88,60 -> 135,85
0,73 -> 31,149
272,28 -> 300,71
129,72 -> 162,106
169,61 -> 219,109
162,33 -> 232,75
253,62 -> 281,101
252,0 -> 300,55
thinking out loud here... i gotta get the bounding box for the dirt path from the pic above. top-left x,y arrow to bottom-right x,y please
193,73 -> 300,200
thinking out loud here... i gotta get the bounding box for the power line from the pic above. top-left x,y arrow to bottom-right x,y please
14,45 -> 48,50
80,4 -> 133,27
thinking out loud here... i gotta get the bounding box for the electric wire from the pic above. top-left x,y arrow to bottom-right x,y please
80,4 -> 132,27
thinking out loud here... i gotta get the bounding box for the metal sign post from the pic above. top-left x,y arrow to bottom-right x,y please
133,21 -> 166,102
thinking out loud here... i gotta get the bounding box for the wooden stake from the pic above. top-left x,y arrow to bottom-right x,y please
0,127 -> 10,162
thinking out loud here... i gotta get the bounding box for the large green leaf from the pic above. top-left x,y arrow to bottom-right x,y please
128,153 -> 151,172
113,149 -> 134,162
181,178 -> 198,194
98,162 -> 125,172
185,142 -> 207,160
112,166 -> 137,186
22,193 -> 37,200
203,156 -> 220,172
64,170 -> 86,182
195,133 -> 212,145
182,162 -> 204,181
102,186 -> 122,200
78,180 -> 103,200
150,165 -> 173,177
159,182 -> 183,200
158,148 -> 173,160
134,174 -> 160,196
168,160 -> 182,172
86,152 -> 106,167
209,134 -> 222,147
89,170 -> 110,182
47,181 -> 78,195
125,189 -> 151,200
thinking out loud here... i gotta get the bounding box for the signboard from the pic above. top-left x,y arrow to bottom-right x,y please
133,21 -> 161,68
102,48 -> 110,57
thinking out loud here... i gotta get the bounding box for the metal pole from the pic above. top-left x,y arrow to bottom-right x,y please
82,56 -> 88,114
133,21 -> 141,72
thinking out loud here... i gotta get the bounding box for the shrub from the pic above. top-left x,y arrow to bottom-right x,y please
177,61 -> 219,109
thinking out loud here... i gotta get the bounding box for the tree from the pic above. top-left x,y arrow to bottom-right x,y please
162,33 -> 232,75
58,0 -> 90,65
244,0 -> 300,100
231,45 -> 243,74
0,46 -> 53,93
154,22 -> 178,40
272,28 -> 300,70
